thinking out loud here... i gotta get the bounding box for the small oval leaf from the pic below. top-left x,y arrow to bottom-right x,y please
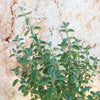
34,26 -> 41,30
13,79 -> 19,86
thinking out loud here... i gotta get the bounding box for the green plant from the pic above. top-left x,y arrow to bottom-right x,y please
10,9 -> 100,100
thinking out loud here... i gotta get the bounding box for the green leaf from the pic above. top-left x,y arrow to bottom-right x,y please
58,38 -> 68,47
15,35 -> 19,40
90,80 -> 94,83
46,88 -> 54,100
81,80 -> 88,84
81,87 -> 86,92
89,56 -> 95,60
19,6 -> 24,11
31,88 -> 39,94
25,30 -> 30,36
11,66 -> 20,76
61,26 -> 64,28
71,51 -> 77,58
25,18 -> 30,25
20,42 -> 25,46
13,79 -> 19,86
97,71 -> 100,73
16,56 -> 23,63
85,86 -> 92,91
18,85 -> 25,91
12,48 -> 16,53
12,40 -> 17,42
63,22 -> 70,28
10,66 -> 20,71
87,95 -> 93,100
79,55 -> 85,59
23,55 -> 27,62
56,54 -> 62,57
34,57 -> 42,61
63,22 -> 66,26
72,45 -> 80,50
40,40 -> 47,44
21,78 -> 27,83
59,29 -> 66,32
63,93 -> 71,100
66,22 -> 70,27
31,98 -> 35,100
24,90 -> 29,96
31,70 -> 38,81
93,65 -> 97,69
90,91 -> 96,96
38,76 -> 51,85
17,50 -> 23,54
34,26 -> 41,30
67,29 -> 74,33
54,74 -> 67,81
61,52 -> 68,60
96,91 -> 100,95
53,48 -> 60,51
19,38 -> 24,41
17,45 -> 20,49
48,41 -> 52,47
9,54 -> 15,57
18,12 -> 32,17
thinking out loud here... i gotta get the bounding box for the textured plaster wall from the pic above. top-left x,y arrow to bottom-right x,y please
0,0 -> 100,100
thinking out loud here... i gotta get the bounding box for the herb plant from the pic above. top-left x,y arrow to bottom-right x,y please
10,9 -> 100,100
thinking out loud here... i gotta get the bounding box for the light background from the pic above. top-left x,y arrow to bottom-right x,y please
0,0 -> 100,100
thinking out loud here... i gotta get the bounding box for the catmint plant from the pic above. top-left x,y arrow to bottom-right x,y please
10,8 -> 100,100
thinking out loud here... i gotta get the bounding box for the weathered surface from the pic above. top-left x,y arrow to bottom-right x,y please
0,0 -> 100,99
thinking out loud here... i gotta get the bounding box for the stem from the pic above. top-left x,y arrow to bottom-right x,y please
50,75 -> 58,100
66,32 -> 72,86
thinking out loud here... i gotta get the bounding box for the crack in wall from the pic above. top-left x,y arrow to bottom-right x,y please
10,0 -> 16,36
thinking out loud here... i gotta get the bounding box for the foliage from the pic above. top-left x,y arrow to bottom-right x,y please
10,9 -> 100,100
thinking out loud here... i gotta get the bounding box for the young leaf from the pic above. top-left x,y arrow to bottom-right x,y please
15,35 -> 19,40
66,22 -> 70,27
63,22 -> 66,26
12,48 -> 16,53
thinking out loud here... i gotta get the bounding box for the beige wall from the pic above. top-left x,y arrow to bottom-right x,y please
0,0 -> 100,100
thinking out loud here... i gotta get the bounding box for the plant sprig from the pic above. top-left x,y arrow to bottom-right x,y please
10,9 -> 100,100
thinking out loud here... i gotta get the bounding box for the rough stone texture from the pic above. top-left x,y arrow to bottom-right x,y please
0,0 -> 100,100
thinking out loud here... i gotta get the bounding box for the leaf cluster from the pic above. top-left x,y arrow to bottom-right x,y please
10,9 -> 100,100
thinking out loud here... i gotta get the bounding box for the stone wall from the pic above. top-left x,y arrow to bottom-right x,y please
0,0 -> 100,100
